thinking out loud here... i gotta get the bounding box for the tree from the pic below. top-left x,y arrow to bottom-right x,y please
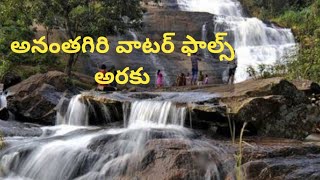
32,0 -> 145,76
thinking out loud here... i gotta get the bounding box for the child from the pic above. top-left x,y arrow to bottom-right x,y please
186,73 -> 191,86
204,74 -> 209,85
197,71 -> 204,86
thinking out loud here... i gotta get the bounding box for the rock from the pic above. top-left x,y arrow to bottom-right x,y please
6,71 -> 73,124
216,79 -> 320,140
234,94 -> 319,139
129,93 -> 160,100
122,139 -> 232,179
185,78 -> 320,139
0,107 -> 9,120
1,73 -> 22,90
241,141 -> 320,180
310,82 -> 320,94
305,133 -> 320,142
127,87 -> 137,92
143,9 -> 215,41
7,71 -> 68,95
0,120 -> 42,137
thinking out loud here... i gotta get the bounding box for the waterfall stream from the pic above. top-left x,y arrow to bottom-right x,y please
177,0 -> 297,82
0,94 -> 232,179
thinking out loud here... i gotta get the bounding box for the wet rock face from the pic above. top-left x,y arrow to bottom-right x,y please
6,71 -> 74,125
88,135 -> 231,180
241,142 -> 320,180
0,120 -> 42,137
1,73 -> 22,90
143,9 -> 215,41
0,108 -> 9,120
228,80 -> 320,140
129,93 -> 160,100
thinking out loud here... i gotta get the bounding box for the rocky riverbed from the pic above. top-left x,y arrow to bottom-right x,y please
0,71 -> 320,179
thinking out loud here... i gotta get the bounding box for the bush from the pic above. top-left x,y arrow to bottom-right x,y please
0,59 -> 12,79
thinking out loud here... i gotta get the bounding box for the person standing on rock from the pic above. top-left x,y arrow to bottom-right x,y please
176,73 -> 187,86
204,74 -> 209,85
156,70 -> 164,88
191,53 -> 202,85
227,61 -> 237,84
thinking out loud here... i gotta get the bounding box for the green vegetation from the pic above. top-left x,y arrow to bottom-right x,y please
235,122 -> 247,180
243,0 -> 320,82
0,0 -> 150,80
227,107 -> 236,145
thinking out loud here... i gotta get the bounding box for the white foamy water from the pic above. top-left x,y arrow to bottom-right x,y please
56,95 -> 89,126
0,94 -> 232,179
0,92 -> 8,109
177,0 -> 297,82
126,101 -> 187,128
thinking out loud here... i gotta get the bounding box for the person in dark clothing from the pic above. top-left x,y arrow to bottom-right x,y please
176,73 -> 186,86
96,64 -> 117,92
191,53 -> 202,85
227,61 -> 237,84
109,66 -> 117,88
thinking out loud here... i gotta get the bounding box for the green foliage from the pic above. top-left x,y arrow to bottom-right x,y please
246,63 -> 288,79
0,59 -> 12,79
0,0 -> 147,78
31,0 -> 144,40
30,0 -> 146,75
241,0 -> 314,19
235,122 -> 247,180
275,0 -> 320,82
243,0 -> 320,83
287,45 -> 320,81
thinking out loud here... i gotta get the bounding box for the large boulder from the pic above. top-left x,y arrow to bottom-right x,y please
87,135 -> 234,179
240,141 -> 320,180
143,9 -> 215,41
6,71 -> 73,125
1,72 -> 22,90
0,107 -> 9,120
225,79 -> 320,139
0,120 -> 42,137
196,78 -> 320,139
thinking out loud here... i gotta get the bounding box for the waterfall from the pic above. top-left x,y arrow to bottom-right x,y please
0,92 -> 7,109
128,30 -> 171,86
126,101 -> 186,128
202,23 -> 211,59
149,54 -> 170,86
56,95 -> 89,126
177,0 -> 297,82
0,93 -> 232,179
128,30 -> 138,41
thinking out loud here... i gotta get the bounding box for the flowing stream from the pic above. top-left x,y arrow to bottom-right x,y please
177,0 -> 297,82
0,93 -> 232,179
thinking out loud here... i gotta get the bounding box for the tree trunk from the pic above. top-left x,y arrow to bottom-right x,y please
65,54 -> 75,76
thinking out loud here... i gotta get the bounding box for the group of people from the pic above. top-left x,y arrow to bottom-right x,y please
175,72 -> 209,87
155,53 -> 238,88
98,53 -> 238,91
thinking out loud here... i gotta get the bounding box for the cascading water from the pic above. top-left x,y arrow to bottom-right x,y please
177,0 -> 297,82
0,92 -> 7,109
0,94 -> 233,179
56,95 -> 89,126
129,30 -> 170,86
126,101 -> 186,128
202,23 -> 211,59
